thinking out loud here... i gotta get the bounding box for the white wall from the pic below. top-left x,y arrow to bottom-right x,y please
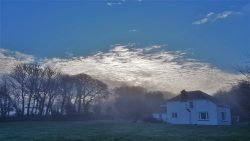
166,101 -> 190,124
217,107 -> 231,125
194,100 -> 218,125
161,113 -> 167,122
166,100 -> 220,125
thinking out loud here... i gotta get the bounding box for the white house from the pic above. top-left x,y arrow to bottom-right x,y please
162,90 -> 231,125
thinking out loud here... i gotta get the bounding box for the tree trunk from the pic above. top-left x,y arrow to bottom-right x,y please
21,95 -> 25,116
61,95 -> 66,115
39,95 -> 46,116
27,95 -> 32,116
46,96 -> 52,116
84,102 -> 90,114
31,97 -> 37,115
77,95 -> 82,114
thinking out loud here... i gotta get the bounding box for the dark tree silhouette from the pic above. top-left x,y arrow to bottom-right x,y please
10,64 -> 28,116
58,74 -> 74,115
72,73 -> 109,114
215,60 -> 250,121
0,76 -> 12,119
0,63 -> 110,120
1,63 -> 174,121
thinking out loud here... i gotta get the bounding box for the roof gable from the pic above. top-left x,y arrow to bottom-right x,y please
168,90 -> 226,107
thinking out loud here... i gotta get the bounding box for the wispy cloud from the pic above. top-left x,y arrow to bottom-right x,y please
215,11 -> 234,20
193,10 -> 241,25
0,46 -> 242,94
107,2 -> 122,6
129,29 -> 138,32
107,0 -> 142,6
192,12 -> 213,25
106,0 -> 126,6
42,45 -> 241,94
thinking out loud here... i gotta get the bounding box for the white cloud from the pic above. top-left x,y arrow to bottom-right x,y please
0,48 -> 34,74
107,0 -> 142,7
192,12 -> 214,25
42,44 -> 241,94
192,17 -> 209,25
207,12 -> 215,17
129,29 -> 138,32
0,45 -> 242,94
193,10 -> 241,25
107,2 -> 122,6
215,11 -> 233,20
106,0 -> 127,7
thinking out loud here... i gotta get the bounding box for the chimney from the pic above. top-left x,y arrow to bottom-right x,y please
180,89 -> 188,102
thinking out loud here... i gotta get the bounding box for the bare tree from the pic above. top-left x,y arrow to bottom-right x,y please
40,67 -> 60,116
1,63 -> 110,120
0,76 -> 11,118
58,74 -> 73,115
0,75 -> 20,119
239,65 -> 250,83
10,64 -> 28,116
72,73 -> 109,114
23,64 -> 42,116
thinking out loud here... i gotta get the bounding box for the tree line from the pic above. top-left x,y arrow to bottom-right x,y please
1,62 -> 249,121
0,63 -> 171,121
0,63 -> 109,120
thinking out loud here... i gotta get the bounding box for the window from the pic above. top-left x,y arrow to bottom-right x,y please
189,102 -> 193,108
199,112 -> 209,120
221,112 -> 226,121
172,112 -> 177,118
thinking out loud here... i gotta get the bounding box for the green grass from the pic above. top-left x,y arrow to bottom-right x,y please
0,121 -> 250,141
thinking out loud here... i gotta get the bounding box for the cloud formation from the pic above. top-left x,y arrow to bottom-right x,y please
192,10 -> 241,25
0,45 -> 242,94
106,0 -> 127,6
0,48 -> 34,74
129,29 -> 138,32
41,45 -> 240,94
107,0 -> 142,6
107,2 -> 122,6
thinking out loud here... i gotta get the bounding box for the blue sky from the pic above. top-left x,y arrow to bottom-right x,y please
1,0 -> 250,93
1,0 -> 250,71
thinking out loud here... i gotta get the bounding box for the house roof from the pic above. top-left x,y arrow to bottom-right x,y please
167,90 -> 228,107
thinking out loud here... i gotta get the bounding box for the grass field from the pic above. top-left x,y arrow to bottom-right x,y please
0,121 -> 250,141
